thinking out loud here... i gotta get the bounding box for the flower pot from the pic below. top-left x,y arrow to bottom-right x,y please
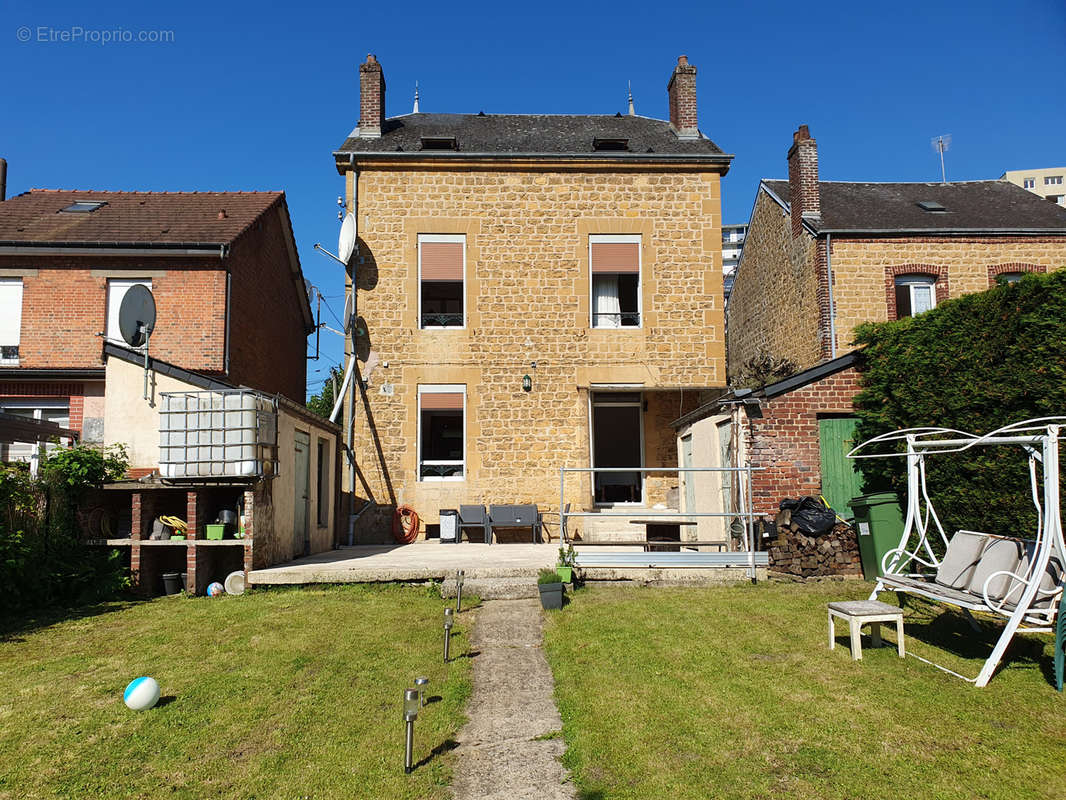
539,582 -> 563,610
162,572 -> 182,596
556,566 -> 573,583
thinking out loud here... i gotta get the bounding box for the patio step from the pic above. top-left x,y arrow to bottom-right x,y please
441,575 -> 539,600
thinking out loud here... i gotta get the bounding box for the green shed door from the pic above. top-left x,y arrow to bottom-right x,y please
818,417 -> 865,517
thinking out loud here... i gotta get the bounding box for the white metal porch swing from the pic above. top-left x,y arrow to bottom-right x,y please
847,417 -> 1066,687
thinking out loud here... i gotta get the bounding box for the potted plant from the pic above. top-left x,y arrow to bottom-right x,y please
537,568 -> 564,610
557,543 -> 577,583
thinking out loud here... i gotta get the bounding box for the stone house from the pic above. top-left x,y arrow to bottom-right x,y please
0,188 -> 341,593
334,54 -> 732,542
714,125 -> 1066,524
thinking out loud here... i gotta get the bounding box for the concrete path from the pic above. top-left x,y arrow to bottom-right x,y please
451,599 -> 575,800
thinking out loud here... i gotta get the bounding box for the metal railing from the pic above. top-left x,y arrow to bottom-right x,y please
420,312 -> 464,328
559,465 -> 763,579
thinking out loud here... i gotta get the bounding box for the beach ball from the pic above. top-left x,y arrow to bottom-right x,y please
123,676 -> 160,711
207,582 -> 224,597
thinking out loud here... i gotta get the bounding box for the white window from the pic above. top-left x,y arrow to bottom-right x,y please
894,275 -> 937,319
0,401 -> 71,476
590,234 -> 641,328
1023,178 -> 1036,189
106,278 -> 152,345
1045,176 -> 1063,185
418,385 -> 465,480
1047,195 -> 1065,206
0,278 -> 23,364
418,235 -> 465,329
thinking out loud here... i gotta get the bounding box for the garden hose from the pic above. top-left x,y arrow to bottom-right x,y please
392,505 -> 420,544
158,515 -> 188,533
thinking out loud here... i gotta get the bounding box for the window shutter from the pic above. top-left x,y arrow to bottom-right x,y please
421,242 -> 463,281
0,280 -> 22,346
420,392 -> 463,410
590,242 -> 639,274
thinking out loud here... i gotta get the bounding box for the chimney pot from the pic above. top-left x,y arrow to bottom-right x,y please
0,158 -> 6,202
667,55 -> 699,139
787,124 -> 821,237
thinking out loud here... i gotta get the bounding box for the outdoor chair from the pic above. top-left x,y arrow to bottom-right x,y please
458,505 -> 490,544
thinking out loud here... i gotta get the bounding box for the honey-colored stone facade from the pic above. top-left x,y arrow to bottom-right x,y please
829,237 -> 1065,354
726,188 -> 821,378
728,187 -> 1066,375
343,161 -> 724,540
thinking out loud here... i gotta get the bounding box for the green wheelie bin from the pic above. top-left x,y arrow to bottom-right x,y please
849,492 -> 906,580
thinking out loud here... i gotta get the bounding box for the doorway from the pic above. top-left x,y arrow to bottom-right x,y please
294,430 -> 310,557
818,416 -> 865,517
591,391 -> 643,504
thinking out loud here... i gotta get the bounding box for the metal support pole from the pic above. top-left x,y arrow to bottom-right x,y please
443,627 -> 451,663
142,325 -> 150,400
404,716 -> 414,773
745,463 -> 756,582
559,467 -> 566,544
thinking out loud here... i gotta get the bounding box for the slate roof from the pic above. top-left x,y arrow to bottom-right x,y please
762,179 -> 1066,233
335,113 -> 729,161
0,190 -> 286,247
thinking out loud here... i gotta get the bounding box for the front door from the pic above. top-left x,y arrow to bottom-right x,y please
818,416 -> 865,517
294,430 -> 311,557
591,391 -> 643,504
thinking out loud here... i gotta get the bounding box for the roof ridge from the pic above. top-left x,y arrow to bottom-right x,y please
26,189 -> 285,195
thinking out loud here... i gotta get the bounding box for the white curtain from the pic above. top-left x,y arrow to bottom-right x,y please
593,275 -> 621,328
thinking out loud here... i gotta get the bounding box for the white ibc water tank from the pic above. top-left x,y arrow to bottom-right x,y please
159,390 -> 277,479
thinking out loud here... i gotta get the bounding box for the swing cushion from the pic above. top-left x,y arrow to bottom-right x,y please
967,536 -> 1025,602
935,531 -> 987,589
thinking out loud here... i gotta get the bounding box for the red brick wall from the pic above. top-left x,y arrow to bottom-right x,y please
225,206 -> 309,403
0,255 -> 227,371
746,367 -> 861,516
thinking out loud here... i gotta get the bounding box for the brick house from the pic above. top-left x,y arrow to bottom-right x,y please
728,124 -> 1066,376
0,188 -> 341,594
0,189 -> 313,464
333,54 -> 732,542
709,125 -> 1066,529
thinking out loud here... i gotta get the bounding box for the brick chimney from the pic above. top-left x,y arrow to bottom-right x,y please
787,124 -> 821,237
667,55 -> 698,138
359,54 -> 386,137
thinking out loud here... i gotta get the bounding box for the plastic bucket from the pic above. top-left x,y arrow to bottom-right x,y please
162,572 -> 182,595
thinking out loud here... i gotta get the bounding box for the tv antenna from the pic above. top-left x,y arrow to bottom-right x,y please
931,134 -> 951,183
118,284 -> 157,399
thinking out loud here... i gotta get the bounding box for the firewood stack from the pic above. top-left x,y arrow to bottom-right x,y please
767,513 -> 862,578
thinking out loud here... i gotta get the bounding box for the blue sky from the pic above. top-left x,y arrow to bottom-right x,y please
2,0 -> 1064,398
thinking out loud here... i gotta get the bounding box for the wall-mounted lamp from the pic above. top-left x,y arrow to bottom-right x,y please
522,374 -> 532,392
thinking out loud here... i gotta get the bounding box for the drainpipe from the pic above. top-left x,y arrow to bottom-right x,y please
825,233 -> 837,359
347,163 -> 359,545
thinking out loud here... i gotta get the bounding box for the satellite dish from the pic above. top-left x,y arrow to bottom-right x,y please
118,285 -> 157,347
338,212 -> 356,265
342,293 -> 355,335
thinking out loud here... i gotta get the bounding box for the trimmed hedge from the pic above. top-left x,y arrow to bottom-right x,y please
852,269 -> 1066,537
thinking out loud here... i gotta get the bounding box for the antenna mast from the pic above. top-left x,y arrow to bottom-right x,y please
931,134 -> 952,183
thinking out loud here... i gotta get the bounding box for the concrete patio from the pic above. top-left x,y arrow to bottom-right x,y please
248,541 -> 559,585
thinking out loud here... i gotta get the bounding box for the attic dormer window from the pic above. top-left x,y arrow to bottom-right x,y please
916,200 -> 947,213
593,138 -> 630,152
60,201 -> 107,213
420,136 -> 458,151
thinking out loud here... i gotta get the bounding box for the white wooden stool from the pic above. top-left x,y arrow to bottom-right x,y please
828,600 -> 905,660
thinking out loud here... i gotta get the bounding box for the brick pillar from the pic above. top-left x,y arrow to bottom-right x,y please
667,55 -> 698,138
242,489 -> 254,574
186,491 -> 201,540
359,54 -> 386,136
185,490 -> 201,594
788,124 -> 821,237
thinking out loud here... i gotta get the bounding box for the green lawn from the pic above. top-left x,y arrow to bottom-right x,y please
0,585 -> 472,800
543,581 -> 1066,800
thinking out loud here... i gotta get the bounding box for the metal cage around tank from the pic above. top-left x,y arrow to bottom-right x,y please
158,390 -> 279,480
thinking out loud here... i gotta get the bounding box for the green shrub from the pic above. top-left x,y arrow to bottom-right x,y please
0,444 -> 131,616
538,568 -> 562,585
852,269 -> 1066,537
